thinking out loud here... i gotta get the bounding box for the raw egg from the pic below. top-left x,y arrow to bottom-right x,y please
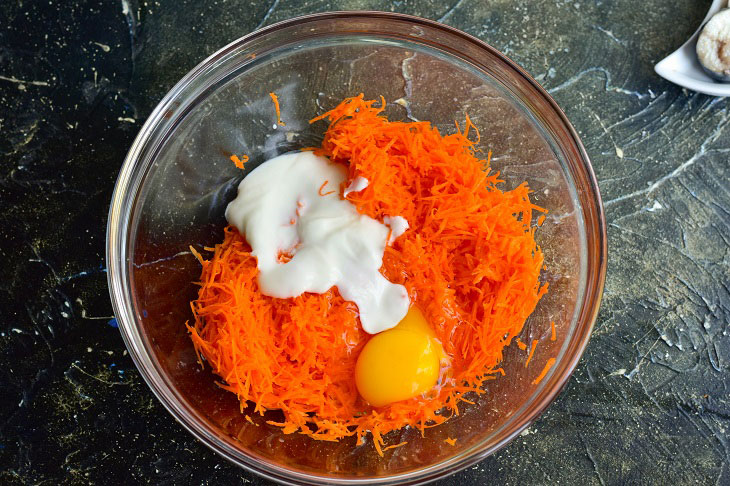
355,307 -> 446,407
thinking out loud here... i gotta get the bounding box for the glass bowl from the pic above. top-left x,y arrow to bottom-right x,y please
107,11 -> 606,485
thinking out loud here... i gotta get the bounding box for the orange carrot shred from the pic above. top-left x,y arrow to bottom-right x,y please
525,339 -> 538,368
382,441 -> 408,452
551,321 -> 556,341
532,358 -> 556,385
188,94 -> 548,453
516,338 -> 527,351
230,154 -> 249,170
537,214 -> 546,226
318,179 -> 335,196
269,92 -> 286,126
189,245 -> 204,265
444,438 -> 457,446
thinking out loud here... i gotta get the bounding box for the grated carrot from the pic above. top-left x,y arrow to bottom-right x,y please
551,321 -> 556,341
537,214 -> 546,226
525,339 -> 538,368
318,180 -> 335,197
189,94 -> 548,455
532,358 -> 556,385
516,338 -> 527,351
230,154 -> 249,170
444,438 -> 457,446
382,441 -> 408,452
269,92 -> 286,126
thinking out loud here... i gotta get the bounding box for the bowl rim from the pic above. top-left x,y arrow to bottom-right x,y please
107,10 -> 607,485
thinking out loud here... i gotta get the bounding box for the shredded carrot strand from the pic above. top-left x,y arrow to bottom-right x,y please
189,245 -> 203,265
525,339 -> 538,368
382,441 -> 408,452
516,338 -> 527,351
318,180 -> 335,196
532,358 -> 556,385
189,95 -> 548,455
444,438 -> 457,446
269,92 -> 286,126
230,154 -> 249,170
551,321 -> 556,341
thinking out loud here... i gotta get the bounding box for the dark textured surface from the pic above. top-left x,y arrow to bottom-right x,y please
1,0 -> 728,484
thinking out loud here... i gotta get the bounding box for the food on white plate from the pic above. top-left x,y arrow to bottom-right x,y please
696,9 -> 730,82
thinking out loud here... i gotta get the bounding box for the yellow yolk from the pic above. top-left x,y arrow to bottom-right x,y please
355,307 -> 446,407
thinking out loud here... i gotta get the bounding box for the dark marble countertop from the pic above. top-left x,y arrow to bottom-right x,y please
1,0 -> 728,484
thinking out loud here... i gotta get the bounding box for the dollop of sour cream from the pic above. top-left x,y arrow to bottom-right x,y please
343,176 -> 369,197
383,215 -> 409,244
225,152 -> 410,334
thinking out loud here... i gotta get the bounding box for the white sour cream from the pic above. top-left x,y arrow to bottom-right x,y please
343,176 -> 369,197
383,216 -> 409,244
225,152 -> 410,334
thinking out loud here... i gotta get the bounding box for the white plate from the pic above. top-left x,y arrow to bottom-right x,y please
654,0 -> 730,97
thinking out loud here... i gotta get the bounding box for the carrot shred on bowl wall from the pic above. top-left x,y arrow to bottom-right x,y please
532,358 -> 556,385
269,92 -> 286,127
230,153 -> 248,170
382,441 -> 408,452
525,339 -> 538,368
188,94 -> 549,455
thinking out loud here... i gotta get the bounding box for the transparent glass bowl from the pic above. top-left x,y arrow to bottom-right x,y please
107,11 -> 606,485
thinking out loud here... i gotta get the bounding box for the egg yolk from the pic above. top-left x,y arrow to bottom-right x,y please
355,307 -> 446,407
